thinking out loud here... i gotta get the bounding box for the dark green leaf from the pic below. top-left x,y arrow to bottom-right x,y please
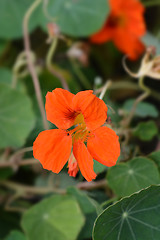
0,168 -> 13,180
133,121 -> 158,141
93,185 -> 160,240
4,231 -> 26,240
21,195 -> 85,240
148,151 -> 160,171
0,208 -> 20,239
0,40 -> 8,55
107,157 -> 160,197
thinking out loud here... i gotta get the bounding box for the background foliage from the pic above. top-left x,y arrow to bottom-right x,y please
0,0 -> 160,239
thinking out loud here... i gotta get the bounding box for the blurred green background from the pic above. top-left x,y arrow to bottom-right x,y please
0,0 -> 160,240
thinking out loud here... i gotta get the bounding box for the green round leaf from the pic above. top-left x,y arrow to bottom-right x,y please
0,83 -> 35,148
45,0 -> 109,37
21,195 -> 85,240
133,121 -> 158,141
4,231 -> 26,240
0,68 -> 12,85
67,187 -> 100,239
93,185 -> 160,240
148,151 -> 160,171
107,157 -> 160,197
0,0 -> 43,39
0,68 -> 25,92
123,99 -> 159,118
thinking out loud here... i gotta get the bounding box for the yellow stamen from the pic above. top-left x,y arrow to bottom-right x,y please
69,113 -> 91,143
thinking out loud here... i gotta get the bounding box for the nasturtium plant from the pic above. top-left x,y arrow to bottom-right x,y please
142,32 -> 160,55
0,40 -> 8,55
93,185 -> 160,240
0,83 -> 35,147
67,187 -> 101,239
0,208 -> 20,239
133,120 -> 158,141
4,231 -> 26,240
0,68 -> 12,85
107,157 -> 160,197
21,195 -> 85,240
123,99 -> 159,118
44,0 -> 109,36
0,0 -> 43,39
0,68 -> 25,91
0,168 -> 13,180
0,0 -> 160,239
94,160 -> 107,174
148,151 -> 160,171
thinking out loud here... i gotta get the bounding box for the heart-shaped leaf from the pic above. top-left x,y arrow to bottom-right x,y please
133,121 -> 158,141
21,195 -> 85,240
93,185 -> 160,240
107,157 -> 160,197
44,0 -> 109,37
0,83 -> 35,148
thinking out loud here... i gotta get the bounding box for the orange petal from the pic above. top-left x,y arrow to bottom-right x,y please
33,129 -> 72,173
72,90 -> 107,130
113,28 -> 145,60
45,88 -> 76,129
73,140 -> 96,182
90,19 -> 112,44
87,126 -> 120,167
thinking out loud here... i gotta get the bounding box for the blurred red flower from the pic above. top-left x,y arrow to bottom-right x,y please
90,0 -> 146,60
33,88 -> 120,182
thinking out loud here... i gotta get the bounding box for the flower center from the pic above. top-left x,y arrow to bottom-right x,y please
68,113 -> 91,143
108,13 -> 126,28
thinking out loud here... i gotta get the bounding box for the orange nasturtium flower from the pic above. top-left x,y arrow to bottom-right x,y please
33,89 -> 120,182
90,0 -> 146,60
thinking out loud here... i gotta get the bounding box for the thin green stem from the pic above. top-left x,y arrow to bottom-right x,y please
46,38 -> 58,69
95,81 -> 140,95
139,76 -> 151,94
70,58 -> 92,89
46,38 -> 70,90
122,77 -> 150,127
23,0 -> 48,130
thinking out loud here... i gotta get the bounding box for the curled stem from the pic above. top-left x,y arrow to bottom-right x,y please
46,38 -> 70,90
23,0 -> 48,130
